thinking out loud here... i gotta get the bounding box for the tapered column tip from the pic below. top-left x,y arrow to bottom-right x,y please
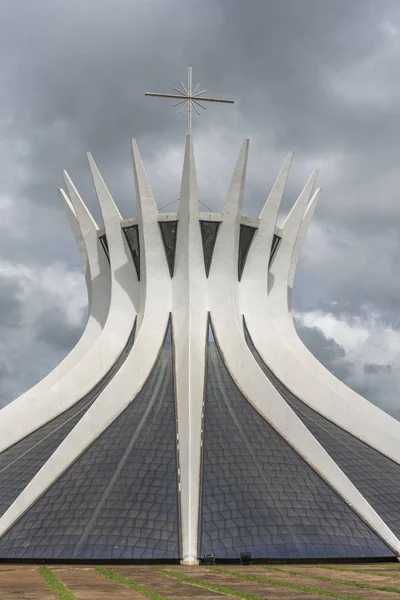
58,188 -> 76,215
130,138 -> 140,157
62,169 -> 72,183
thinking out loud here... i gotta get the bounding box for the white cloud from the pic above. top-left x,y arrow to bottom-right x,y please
296,306 -> 400,418
0,259 -> 86,407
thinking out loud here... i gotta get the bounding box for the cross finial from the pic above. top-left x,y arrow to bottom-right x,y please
145,65 -> 234,136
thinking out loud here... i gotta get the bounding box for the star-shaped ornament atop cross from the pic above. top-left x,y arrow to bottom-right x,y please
145,65 -> 234,135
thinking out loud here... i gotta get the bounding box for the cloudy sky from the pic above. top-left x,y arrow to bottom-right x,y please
1,0 -> 400,419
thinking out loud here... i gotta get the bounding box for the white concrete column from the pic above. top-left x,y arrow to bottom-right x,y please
241,151 -> 293,288
173,135 -> 208,564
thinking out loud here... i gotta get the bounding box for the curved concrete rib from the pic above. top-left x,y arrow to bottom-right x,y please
130,138 -> 158,324
240,163 -> 400,463
0,184 -> 111,452
0,158 -> 137,453
0,140 -> 172,541
60,188 -> 109,340
86,152 -> 139,333
62,191 -> 90,274
241,151 -> 293,285
268,170 -> 319,309
288,188 -> 320,294
173,135 -> 208,565
217,138 -> 250,326
63,174 -> 111,330
210,142 -> 400,555
274,193 -> 400,459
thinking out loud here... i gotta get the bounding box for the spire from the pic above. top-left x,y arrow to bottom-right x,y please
259,151 -> 293,221
281,168 -> 319,232
269,170 -> 320,304
223,138 -> 250,220
241,151 -> 293,283
288,188 -> 321,290
130,138 -> 158,221
62,171 -> 99,233
58,188 -> 89,273
86,152 -> 122,221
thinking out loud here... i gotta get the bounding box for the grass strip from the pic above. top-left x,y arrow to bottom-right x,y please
264,565 -> 400,595
155,567 -> 269,600
315,565 -> 400,578
97,567 -> 171,600
39,567 -> 77,600
212,567 -> 363,600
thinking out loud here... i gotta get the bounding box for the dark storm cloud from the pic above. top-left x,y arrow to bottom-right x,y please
0,276 -> 23,328
0,0 -> 394,218
0,0 -> 400,415
0,260 -> 86,407
295,318 -> 353,380
364,363 -> 393,374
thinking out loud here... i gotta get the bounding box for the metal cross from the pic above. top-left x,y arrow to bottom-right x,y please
145,65 -> 234,136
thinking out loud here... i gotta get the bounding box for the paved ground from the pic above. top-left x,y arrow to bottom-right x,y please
2,562 -> 400,599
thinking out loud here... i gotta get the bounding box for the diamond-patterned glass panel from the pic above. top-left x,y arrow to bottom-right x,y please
0,320 -> 136,521
123,225 -> 140,280
243,318 -> 400,543
158,221 -> 178,277
269,234 -> 281,268
200,221 -> 220,277
200,322 -> 392,559
0,322 -> 180,560
238,225 -> 256,281
99,234 -> 110,264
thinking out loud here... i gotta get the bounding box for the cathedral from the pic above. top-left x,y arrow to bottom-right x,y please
0,72 -> 400,563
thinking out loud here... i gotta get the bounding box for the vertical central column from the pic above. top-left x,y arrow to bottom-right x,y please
173,135 -> 207,564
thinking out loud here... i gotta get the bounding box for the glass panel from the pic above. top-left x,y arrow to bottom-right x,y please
158,222 -> 178,278
238,225 -> 256,281
123,226 -> 140,281
200,221 -> 220,277
199,320 -> 392,559
0,321 -> 180,561
0,320 -> 136,521
269,234 -> 281,268
243,318 -> 400,543
99,234 -> 109,265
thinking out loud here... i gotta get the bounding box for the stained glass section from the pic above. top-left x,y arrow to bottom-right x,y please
269,233 -> 281,268
200,221 -> 220,277
0,320 -> 136,520
99,234 -> 110,264
124,225 -> 140,280
200,322 -> 393,559
238,225 -> 256,281
159,221 -> 178,277
243,319 -> 400,543
0,322 -> 180,560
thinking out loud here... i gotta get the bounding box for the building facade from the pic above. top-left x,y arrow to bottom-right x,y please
0,135 -> 400,563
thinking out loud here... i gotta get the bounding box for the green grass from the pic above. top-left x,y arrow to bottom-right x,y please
97,567 -> 171,599
263,565 -> 400,595
212,567 -> 363,600
39,567 -> 77,600
315,564 -> 400,578
155,567 -> 270,600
